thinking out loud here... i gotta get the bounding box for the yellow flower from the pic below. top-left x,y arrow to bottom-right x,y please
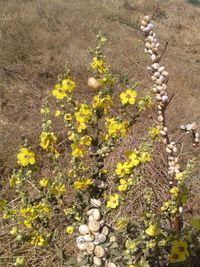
115,162 -> 132,177
115,217 -> 128,232
74,179 -> 93,190
92,95 -> 112,114
120,88 -> 137,105
90,57 -> 105,73
140,152 -> 151,163
52,85 -> 67,100
191,217 -> 200,231
169,240 -> 189,263
161,201 -> 170,211
14,256 -> 25,266
61,78 -> 76,92
66,226 -> 75,235
105,118 -> 127,140
17,148 -> 35,166
54,110 -> 61,117
149,127 -> 159,140
64,113 -> 72,121
107,194 -> 119,209
117,179 -> 128,192
170,187 -> 179,198
126,150 -> 140,167
40,107 -> 50,114
39,178 -> 49,187
40,132 -> 57,150
125,240 -> 137,251
79,135 -> 92,146
30,232 -> 46,246
175,172 -> 185,181
71,143 -> 84,158
145,224 -> 160,237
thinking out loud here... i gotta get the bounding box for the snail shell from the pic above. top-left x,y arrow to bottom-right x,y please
88,77 -> 100,90
156,79 -> 162,86
78,224 -> 90,235
141,19 -> 148,26
85,242 -> 95,254
150,54 -> 157,62
157,115 -> 163,122
162,71 -> 169,77
152,63 -> 160,70
77,252 -> 84,263
154,71 -> 160,78
77,236 -> 86,245
87,208 -> 94,216
94,246 -> 106,258
143,26 -> 151,33
92,209 -> 101,221
96,234 -> 107,244
77,242 -> 87,251
91,198 -> 102,207
93,256 -> 102,266
147,49 -> 153,55
145,42 -> 152,49
160,130 -> 166,136
162,95 -> 168,102
84,234 -> 95,242
101,226 -> 109,236
107,263 -> 117,267
88,215 -> 95,221
180,124 -> 186,130
143,15 -> 150,23
146,36 -> 154,43
88,220 -> 100,233
166,147 -> 172,154
172,146 -> 177,153
158,66 -> 165,72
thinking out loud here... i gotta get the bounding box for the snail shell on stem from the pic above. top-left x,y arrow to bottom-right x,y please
91,198 -> 102,207
94,246 -> 106,258
88,220 -> 100,233
78,224 -> 90,235
93,256 -> 102,266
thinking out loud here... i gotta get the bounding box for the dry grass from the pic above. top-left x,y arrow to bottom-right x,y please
0,0 -> 200,266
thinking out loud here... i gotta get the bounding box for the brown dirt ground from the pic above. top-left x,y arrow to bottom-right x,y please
0,0 -> 200,266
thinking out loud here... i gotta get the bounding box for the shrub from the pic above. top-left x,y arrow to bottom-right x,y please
0,15 -> 200,267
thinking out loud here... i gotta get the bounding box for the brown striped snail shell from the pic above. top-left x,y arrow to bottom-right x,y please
94,246 -> 106,258
88,220 -> 100,233
85,242 -> 95,254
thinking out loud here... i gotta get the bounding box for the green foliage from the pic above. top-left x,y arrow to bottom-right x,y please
187,0 -> 200,5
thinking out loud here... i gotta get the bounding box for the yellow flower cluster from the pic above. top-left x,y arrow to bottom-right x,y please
74,178 -> 93,190
105,117 -> 127,140
92,95 -> 112,114
90,56 -> 106,73
52,78 -> 76,100
106,193 -> 119,209
70,134 -> 92,158
75,104 -> 92,133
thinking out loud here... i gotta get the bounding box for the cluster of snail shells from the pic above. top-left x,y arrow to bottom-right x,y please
77,198 -> 116,267
165,142 -> 180,175
141,17 -> 169,127
180,123 -> 199,145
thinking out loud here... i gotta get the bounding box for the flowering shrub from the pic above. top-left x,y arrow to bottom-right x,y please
0,17 -> 200,267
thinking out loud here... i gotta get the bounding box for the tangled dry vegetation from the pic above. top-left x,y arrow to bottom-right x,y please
0,0 -> 200,267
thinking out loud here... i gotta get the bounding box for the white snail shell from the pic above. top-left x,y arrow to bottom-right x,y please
88,215 -> 95,221
166,147 -> 172,154
78,224 -> 90,235
77,242 -> 87,251
93,256 -> 102,266
96,234 -> 107,244
152,63 -> 160,70
88,77 -> 100,90
157,115 -> 164,122
143,15 -> 151,23
94,246 -> 106,258
107,263 -> 117,267
101,226 -> 109,236
84,234 -> 95,242
146,36 -> 154,43
150,54 -> 157,62
88,220 -> 100,233
91,198 -> 102,207
92,209 -> 101,221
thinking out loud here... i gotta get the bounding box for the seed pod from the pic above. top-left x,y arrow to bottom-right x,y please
85,242 -> 95,254
88,220 -> 100,233
79,224 -> 90,235
93,256 -> 102,266
92,209 -> 101,221
84,234 -> 95,242
94,246 -> 106,258
88,77 -> 100,90
91,198 -> 102,207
